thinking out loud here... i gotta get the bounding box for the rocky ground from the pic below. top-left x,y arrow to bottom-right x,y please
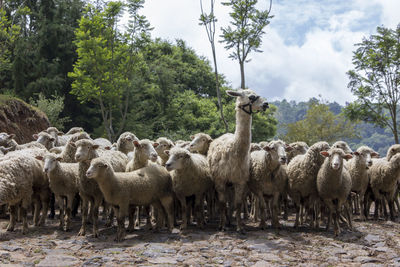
0,215 -> 400,266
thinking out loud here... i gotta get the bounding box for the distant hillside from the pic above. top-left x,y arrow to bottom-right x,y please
0,95 -> 50,144
271,98 -> 394,156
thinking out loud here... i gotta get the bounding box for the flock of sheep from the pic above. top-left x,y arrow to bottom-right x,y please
0,89 -> 399,241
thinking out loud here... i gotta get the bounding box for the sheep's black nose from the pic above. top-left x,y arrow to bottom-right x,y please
262,102 -> 269,111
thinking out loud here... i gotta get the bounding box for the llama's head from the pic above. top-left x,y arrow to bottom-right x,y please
226,89 -> 269,114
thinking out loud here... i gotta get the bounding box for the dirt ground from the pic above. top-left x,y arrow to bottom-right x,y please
0,214 -> 400,267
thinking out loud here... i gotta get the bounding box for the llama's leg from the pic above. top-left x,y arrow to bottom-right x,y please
234,183 -> 246,233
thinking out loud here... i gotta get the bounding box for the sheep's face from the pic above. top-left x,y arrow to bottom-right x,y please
155,138 -> 173,157
354,147 -> 379,167
263,144 -> 280,164
40,154 -> 62,173
34,132 -> 55,150
287,142 -> 308,162
45,127 -> 62,140
321,149 -> 352,170
73,140 -> 99,162
331,141 -> 353,155
118,132 -> 138,152
0,132 -> 15,146
390,153 -> 400,169
227,89 -> 269,113
165,148 -> 190,171
268,140 -> 292,164
66,127 -> 84,135
189,134 -> 212,153
134,139 -> 159,162
386,144 -> 400,161
250,143 -> 262,152
86,159 -> 108,179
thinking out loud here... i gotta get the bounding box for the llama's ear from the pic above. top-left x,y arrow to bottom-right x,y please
226,90 -> 243,97
320,151 -> 330,157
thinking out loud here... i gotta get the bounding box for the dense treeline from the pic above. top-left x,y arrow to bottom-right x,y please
0,0 -> 277,142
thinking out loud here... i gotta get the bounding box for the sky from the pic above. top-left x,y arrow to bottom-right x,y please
139,0 -> 400,105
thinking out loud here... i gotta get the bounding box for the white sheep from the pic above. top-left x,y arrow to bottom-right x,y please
287,141 -> 330,228
165,147 -> 212,230
188,133 -> 213,155
56,127 -> 86,146
287,141 -> 309,163
115,131 -> 139,155
331,140 -> 353,154
125,139 -> 160,172
72,139 -> 128,237
207,89 -> 268,232
155,137 -> 174,166
86,158 -> 174,241
35,154 -> 79,231
94,137 -> 113,149
0,132 -> 48,152
317,148 -> 353,235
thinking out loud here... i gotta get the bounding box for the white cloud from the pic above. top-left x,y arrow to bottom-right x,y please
138,0 -> 400,105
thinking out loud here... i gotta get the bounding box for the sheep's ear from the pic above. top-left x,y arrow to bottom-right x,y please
104,146 -> 111,150
344,154 -> 353,160
8,134 -> 16,140
263,146 -> 271,152
92,144 -> 100,150
371,152 -> 379,158
56,157 -> 63,162
50,137 -> 55,142
320,151 -> 330,157
226,90 -> 243,97
208,138 -> 213,144
125,136 -> 132,141
57,131 -> 64,136
133,140 -> 141,148
32,134 -> 39,140
165,150 -> 170,156
190,135 -> 195,140
100,163 -> 108,169
153,142 -> 159,148
353,151 -> 360,156
69,142 -> 76,148
35,155 -> 44,161
285,144 -> 293,152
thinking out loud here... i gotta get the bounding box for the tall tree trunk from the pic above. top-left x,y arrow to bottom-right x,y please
392,106 -> 399,144
240,60 -> 245,89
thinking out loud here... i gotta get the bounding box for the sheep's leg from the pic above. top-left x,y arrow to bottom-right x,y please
299,203 -> 304,226
71,193 -> 80,218
314,201 -> 320,229
344,201 -> 353,230
39,192 -> 50,226
92,198 -> 101,238
194,194 -> 205,229
127,205 -> 136,232
65,195 -> 74,231
56,196 -> 65,230
282,193 -> 289,221
7,205 -> 17,232
271,192 -> 281,229
20,206 -> 28,235
385,194 -> 395,221
334,201 -> 341,236
33,198 -> 41,226
294,202 -> 300,229
160,195 -> 174,231
77,197 -> 88,236
242,195 -> 249,220
234,183 -> 246,233
324,200 -> 334,232
115,205 -> 127,242
254,191 -> 266,229
49,193 -> 55,219
359,192 -> 366,221
106,205 -> 114,227
152,201 -> 165,231
177,195 -> 187,230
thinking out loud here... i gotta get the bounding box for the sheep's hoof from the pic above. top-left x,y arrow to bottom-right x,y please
6,224 -> 14,232
77,228 -> 86,236
22,228 -> 28,235
93,230 -> 99,238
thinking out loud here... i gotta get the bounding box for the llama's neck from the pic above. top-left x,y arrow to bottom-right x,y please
234,105 -> 252,150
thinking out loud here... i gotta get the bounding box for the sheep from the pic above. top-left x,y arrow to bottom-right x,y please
115,131 -> 139,155
125,139 -> 160,172
188,133 -> 213,155
287,141 -> 330,228
175,140 -> 190,149
317,148 -> 353,235
369,152 -> 400,221
331,141 -> 353,154
0,156 -> 41,234
248,141 -> 288,229
287,141 -> 309,163
57,127 -> 86,146
2,148 -> 50,227
86,158 -> 174,241
165,147 -> 212,230
66,127 -> 85,135
59,132 -> 92,163
250,143 -> 262,152
35,154 -> 79,231
0,132 -> 47,152
72,139 -> 128,237
94,137 -> 113,149
44,127 -> 64,147
207,89 -> 269,232
345,146 -> 379,220
155,137 -> 174,166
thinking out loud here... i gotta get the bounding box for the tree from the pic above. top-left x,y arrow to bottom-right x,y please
220,0 -> 272,89
345,25 -> 400,144
284,101 -> 360,145
199,0 -> 228,132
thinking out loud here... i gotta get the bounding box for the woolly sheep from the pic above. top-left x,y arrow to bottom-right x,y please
0,132 -> 47,152
165,147 -> 212,229
35,154 -> 79,231
250,143 -> 262,152
287,141 -> 330,228
317,148 -> 353,235
369,152 -> 400,220
345,145 -> 379,220
72,139 -> 128,237
44,127 -> 63,147
207,89 -> 268,232
125,139 -> 160,172
57,127 -> 86,146
155,137 -> 174,166
94,137 -> 113,149
188,133 -> 213,155
287,141 -> 309,163
86,158 -> 174,241
248,141 -> 288,229
331,141 -> 353,154
115,131 -> 139,154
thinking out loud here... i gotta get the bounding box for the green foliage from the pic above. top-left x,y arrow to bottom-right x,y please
29,93 -> 70,130
345,24 -> 400,143
284,101 -> 360,145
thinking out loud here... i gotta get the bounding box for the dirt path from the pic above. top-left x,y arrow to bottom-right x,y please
0,217 -> 399,266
